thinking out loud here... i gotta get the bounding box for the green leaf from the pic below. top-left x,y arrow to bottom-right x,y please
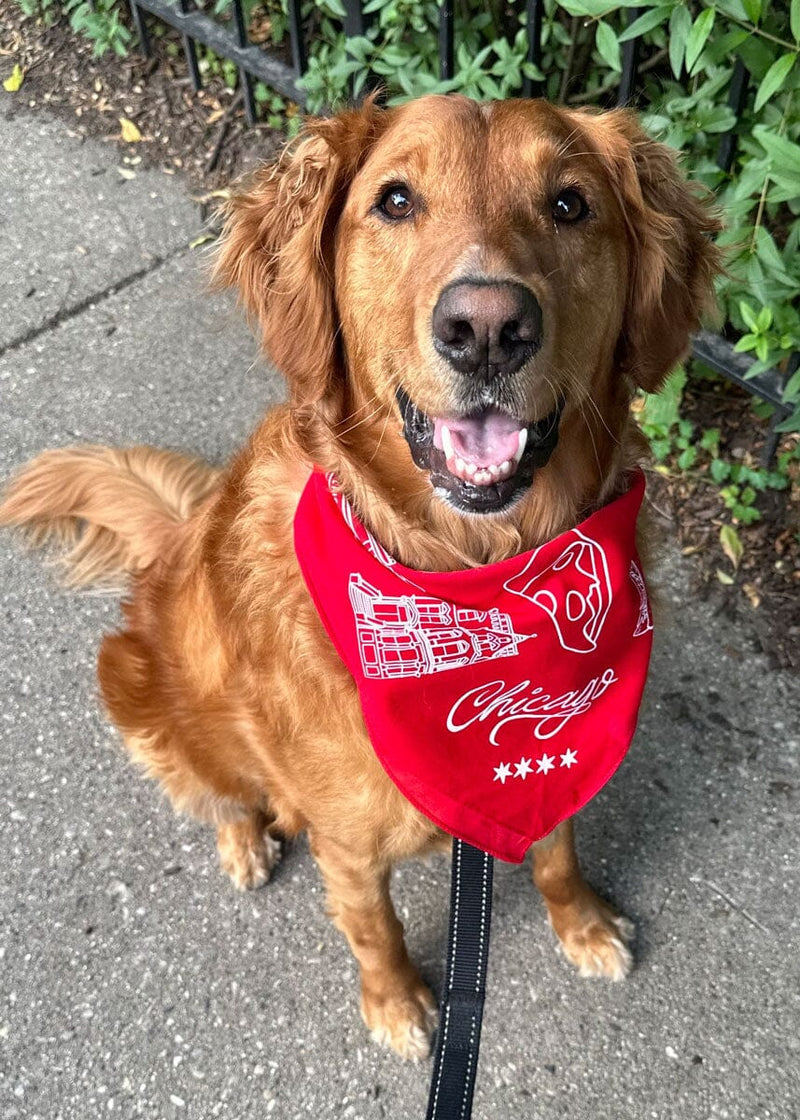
741,0 -> 761,21
753,126 -> 800,177
640,365 -> 687,430
668,5 -> 692,78
719,524 -> 744,569
710,458 -> 731,483
739,301 -> 758,331
792,0 -> 800,43
678,446 -> 697,470
618,6 -> 671,43
716,568 -> 735,585
559,0 -> 615,16
754,53 -> 796,113
595,21 -> 621,73
700,427 -> 721,453
755,306 -> 773,332
685,7 -> 716,74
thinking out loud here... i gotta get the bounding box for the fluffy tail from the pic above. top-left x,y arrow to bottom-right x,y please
0,445 -> 221,588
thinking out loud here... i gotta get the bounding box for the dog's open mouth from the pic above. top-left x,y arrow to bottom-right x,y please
396,388 -> 563,514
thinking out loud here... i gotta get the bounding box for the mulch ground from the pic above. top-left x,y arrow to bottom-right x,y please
2,10 -> 798,669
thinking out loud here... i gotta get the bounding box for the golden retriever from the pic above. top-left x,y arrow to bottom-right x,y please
0,95 -> 720,1060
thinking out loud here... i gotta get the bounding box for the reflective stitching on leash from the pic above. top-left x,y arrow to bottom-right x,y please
450,840 -> 462,993
461,1013 -> 477,1119
430,841 -> 462,1118
476,852 -> 488,992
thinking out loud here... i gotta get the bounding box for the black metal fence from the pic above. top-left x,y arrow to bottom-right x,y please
127,0 -> 794,456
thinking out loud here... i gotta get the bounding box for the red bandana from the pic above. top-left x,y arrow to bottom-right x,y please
294,470 -> 653,863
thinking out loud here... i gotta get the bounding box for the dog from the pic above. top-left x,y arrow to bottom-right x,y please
1,95 -> 721,1061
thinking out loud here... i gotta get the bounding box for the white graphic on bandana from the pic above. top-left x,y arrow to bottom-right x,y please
495,748 -> 580,784
447,669 -> 618,745
629,561 -> 653,637
349,574 -> 532,680
327,474 -> 399,570
503,530 -> 612,654
493,762 -> 513,784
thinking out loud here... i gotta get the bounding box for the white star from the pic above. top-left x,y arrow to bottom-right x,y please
494,762 -> 512,785
515,757 -> 533,779
536,753 -> 556,775
560,749 -> 578,769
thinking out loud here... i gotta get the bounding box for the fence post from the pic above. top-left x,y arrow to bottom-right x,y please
522,0 -> 543,98
617,7 -> 642,106
439,0 -> 455,82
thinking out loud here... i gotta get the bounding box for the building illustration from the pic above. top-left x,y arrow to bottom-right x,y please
348,574 -> 531,679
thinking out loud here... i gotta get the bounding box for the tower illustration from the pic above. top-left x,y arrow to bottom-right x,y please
348,574 -> 531,679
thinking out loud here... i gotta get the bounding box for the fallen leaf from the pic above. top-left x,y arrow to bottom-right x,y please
190,188 -> 232,203
3,64 -> 24,93
189,233 -> 216,249
742,583 -> 760,609
117,167 -> 137,180
119,117 -> 142,143
716,569 -> 734,586
719,524 -> 743,570
681,544 -> 704,556
206,109 -> 225,125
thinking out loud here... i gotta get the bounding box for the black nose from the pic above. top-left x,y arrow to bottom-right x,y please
431,280 -> 543,379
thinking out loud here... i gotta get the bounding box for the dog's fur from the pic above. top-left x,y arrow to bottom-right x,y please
1,96 -> 721,1059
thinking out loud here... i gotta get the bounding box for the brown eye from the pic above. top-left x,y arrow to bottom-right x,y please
553,189 -> 589,224
378,184 -> 415,220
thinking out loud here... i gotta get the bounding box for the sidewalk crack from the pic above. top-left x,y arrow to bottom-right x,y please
0,242 -> 191,358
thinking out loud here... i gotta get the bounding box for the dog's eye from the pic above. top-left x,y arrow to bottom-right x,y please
378,185 -> 415,221
552,189 -> 589,225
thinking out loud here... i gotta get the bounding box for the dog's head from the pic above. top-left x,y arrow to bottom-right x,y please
215,96 -> 720,548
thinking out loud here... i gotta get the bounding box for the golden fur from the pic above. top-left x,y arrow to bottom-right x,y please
1,95 -> 721,1059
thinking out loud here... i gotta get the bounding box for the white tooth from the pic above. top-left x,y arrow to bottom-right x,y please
441,424 -> 454,462
456,457 -> 467,473
465,462 -> 476,476
513,427 -> 528,465
489,465 -> 500,479
500,460 -> 511,475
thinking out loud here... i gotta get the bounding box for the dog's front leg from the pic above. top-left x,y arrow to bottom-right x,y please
532,819 -> 634,980
310,832 -> 437,1060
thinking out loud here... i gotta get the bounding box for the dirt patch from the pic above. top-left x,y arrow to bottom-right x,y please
646,380 -> 799,671
1,7 -> 285,196
2,10 -> 797,668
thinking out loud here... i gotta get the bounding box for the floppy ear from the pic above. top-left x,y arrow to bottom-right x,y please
213,100 -> 384,406
588,111 -> 723,392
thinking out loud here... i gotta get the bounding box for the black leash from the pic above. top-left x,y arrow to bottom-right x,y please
426,839 -> 495,1120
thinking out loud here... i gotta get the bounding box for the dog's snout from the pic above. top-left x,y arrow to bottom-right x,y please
431,281 -> 542,379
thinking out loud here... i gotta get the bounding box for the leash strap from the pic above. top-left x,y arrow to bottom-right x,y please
426,839 -> 495,1120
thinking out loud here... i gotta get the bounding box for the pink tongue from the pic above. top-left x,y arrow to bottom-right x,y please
433,412 -> 523,466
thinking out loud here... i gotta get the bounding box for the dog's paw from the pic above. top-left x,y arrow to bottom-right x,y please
363,983 -> 438,1061
217,822 -> 281,891
555,910 -> 634,981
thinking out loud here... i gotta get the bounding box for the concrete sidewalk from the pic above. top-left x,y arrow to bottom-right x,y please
1,96 -> 799,1120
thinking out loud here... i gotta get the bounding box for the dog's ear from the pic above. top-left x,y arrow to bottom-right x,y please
213,100 -> 384,406
584,110 -> 723,392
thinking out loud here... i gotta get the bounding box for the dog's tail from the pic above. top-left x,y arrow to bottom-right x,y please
0,446 -> 221,588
